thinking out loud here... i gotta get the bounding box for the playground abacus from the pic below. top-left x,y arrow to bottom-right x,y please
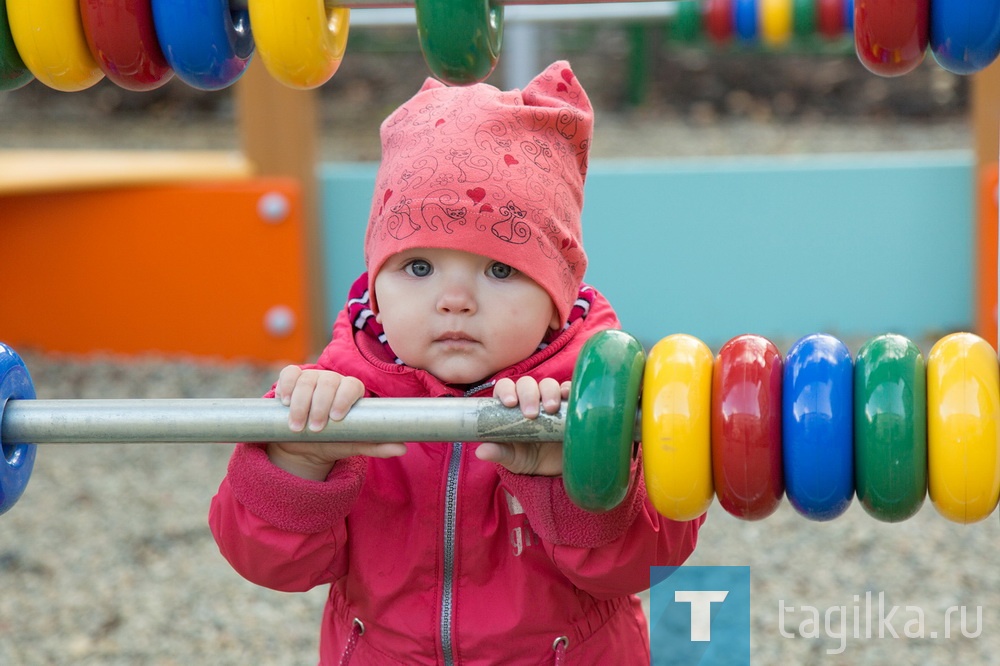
1,3 -> 997,540
1,0 -> 998,92
2,328 -> 999,528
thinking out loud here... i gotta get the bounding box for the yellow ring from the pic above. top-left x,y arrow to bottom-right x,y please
641,334 -> 714,521
759,0 -> 793,48
7,0 -> 103,91
250,0 -> 349,89
927,332 -> 1000,523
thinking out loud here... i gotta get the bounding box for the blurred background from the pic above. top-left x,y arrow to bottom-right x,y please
0,18 -> 972,156
1,11 -> 983,361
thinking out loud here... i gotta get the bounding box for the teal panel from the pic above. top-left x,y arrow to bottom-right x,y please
319,151 -> 973,351
318,162 -> 379,333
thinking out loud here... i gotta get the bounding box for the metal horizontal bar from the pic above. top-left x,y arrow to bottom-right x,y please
231,0 -> 676,9
1,398 -> 570,445
344,4 -> 676,27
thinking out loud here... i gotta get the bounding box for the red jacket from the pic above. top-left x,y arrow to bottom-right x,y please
209,283 -> 704,665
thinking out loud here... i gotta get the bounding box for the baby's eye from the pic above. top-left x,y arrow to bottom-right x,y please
489,262 -> 515,279
405,260 -> 433,277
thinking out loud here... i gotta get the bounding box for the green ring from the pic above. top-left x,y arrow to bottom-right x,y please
792,0 -> 817,38
854,334 -> 927,522
564,330 -> 645,513
414,0 -> 503,85
0,1 -> 32,92
671,1 -> 703,42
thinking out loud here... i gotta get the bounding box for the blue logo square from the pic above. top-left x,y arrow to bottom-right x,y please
649,566 -> 750,666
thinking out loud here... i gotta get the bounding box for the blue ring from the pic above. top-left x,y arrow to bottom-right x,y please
0,343 -> 36,516
782,334 -> 854,521
151,0 -> 254,90
734,0 -> 758,41
842,0 -> 854,31
930,1 -> 1000,75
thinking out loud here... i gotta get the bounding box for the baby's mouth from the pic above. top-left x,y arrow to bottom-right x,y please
435,332 -> 477,344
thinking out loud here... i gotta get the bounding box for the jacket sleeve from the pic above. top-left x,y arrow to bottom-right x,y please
496,446 -> 705,600
208,307 -> 383,594
208,442 -> 366,593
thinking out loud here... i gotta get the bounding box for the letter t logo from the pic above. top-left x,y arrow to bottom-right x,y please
674,590 -> 729,641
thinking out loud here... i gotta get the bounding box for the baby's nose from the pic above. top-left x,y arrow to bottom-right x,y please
436,285 -> 477,314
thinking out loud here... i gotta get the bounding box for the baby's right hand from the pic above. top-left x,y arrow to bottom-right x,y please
267,366 -> 406,481
276,365 -> 365,433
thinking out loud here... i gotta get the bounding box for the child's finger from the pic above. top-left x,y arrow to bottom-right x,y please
286,371 -> 319,432
538,377 -> 562,413
475,442 -> 514,467
476,441 -> 560,476
360,442 -> 408,459
275,365 -> 302,405
329,376 -> 365,421
493,377 -> 518,407
307,376 -> 338,432
514,376 -> 541,418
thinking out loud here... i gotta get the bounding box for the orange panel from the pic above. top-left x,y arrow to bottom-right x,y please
0,178 -> 312,363
977,164 -> 998,350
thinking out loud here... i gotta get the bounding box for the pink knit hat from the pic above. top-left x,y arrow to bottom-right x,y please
364,60 -> 593,326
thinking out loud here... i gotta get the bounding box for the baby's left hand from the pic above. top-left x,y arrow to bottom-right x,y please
474,376 -> 569,476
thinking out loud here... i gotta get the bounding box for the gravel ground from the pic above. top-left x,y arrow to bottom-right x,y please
0,25 -> 988,666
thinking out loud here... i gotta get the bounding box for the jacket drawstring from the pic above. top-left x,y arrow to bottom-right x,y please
340,621 -> 566,665
338,618 -> 365,665
552,636 -> 568,665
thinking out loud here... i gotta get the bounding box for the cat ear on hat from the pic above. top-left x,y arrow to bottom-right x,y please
418,76 -> 449,93
521,60 -> 593,179
521,60 -> 592,116
382,76 -> 450,131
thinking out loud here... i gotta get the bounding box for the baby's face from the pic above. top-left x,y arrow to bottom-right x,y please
374,248 -> 560,385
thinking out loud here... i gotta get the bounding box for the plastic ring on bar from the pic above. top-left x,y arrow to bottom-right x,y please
0,1 -> 31,91
854,0 -> 929,76
250,0 -> 349,89
0,344 -> 37,516
7,0 -> 104,91
759,0 -> 793,47
712,335 -> 784,521
792,0 -> 816,37
80,0 -> 173,91
414,0 -> 502,85
782,334 -> 854,521
642,334 -> 714,522
929,1 -> 1000,75
671,1 -> 702,43
841,0 -> 854,30
854,334 -> 926,523
816,0 -> 843,39
151,0 -> 254,91
734,0 -> 758,41
927,333 -> 1000,524
563,330 -> 645,513
704,0 -> 734,44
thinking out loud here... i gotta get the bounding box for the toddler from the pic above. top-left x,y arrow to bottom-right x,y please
210,61 -> 704,665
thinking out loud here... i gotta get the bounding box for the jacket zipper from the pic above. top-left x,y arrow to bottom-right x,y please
440,381 -> 494,666
440,440 -> 461,666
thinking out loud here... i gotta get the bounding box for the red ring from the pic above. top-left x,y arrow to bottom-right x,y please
704,0 -> 734,43
711,334 -> 784,520
80,0 -> 173,91
817,0 -> 843,38
854,0 -> 929,76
